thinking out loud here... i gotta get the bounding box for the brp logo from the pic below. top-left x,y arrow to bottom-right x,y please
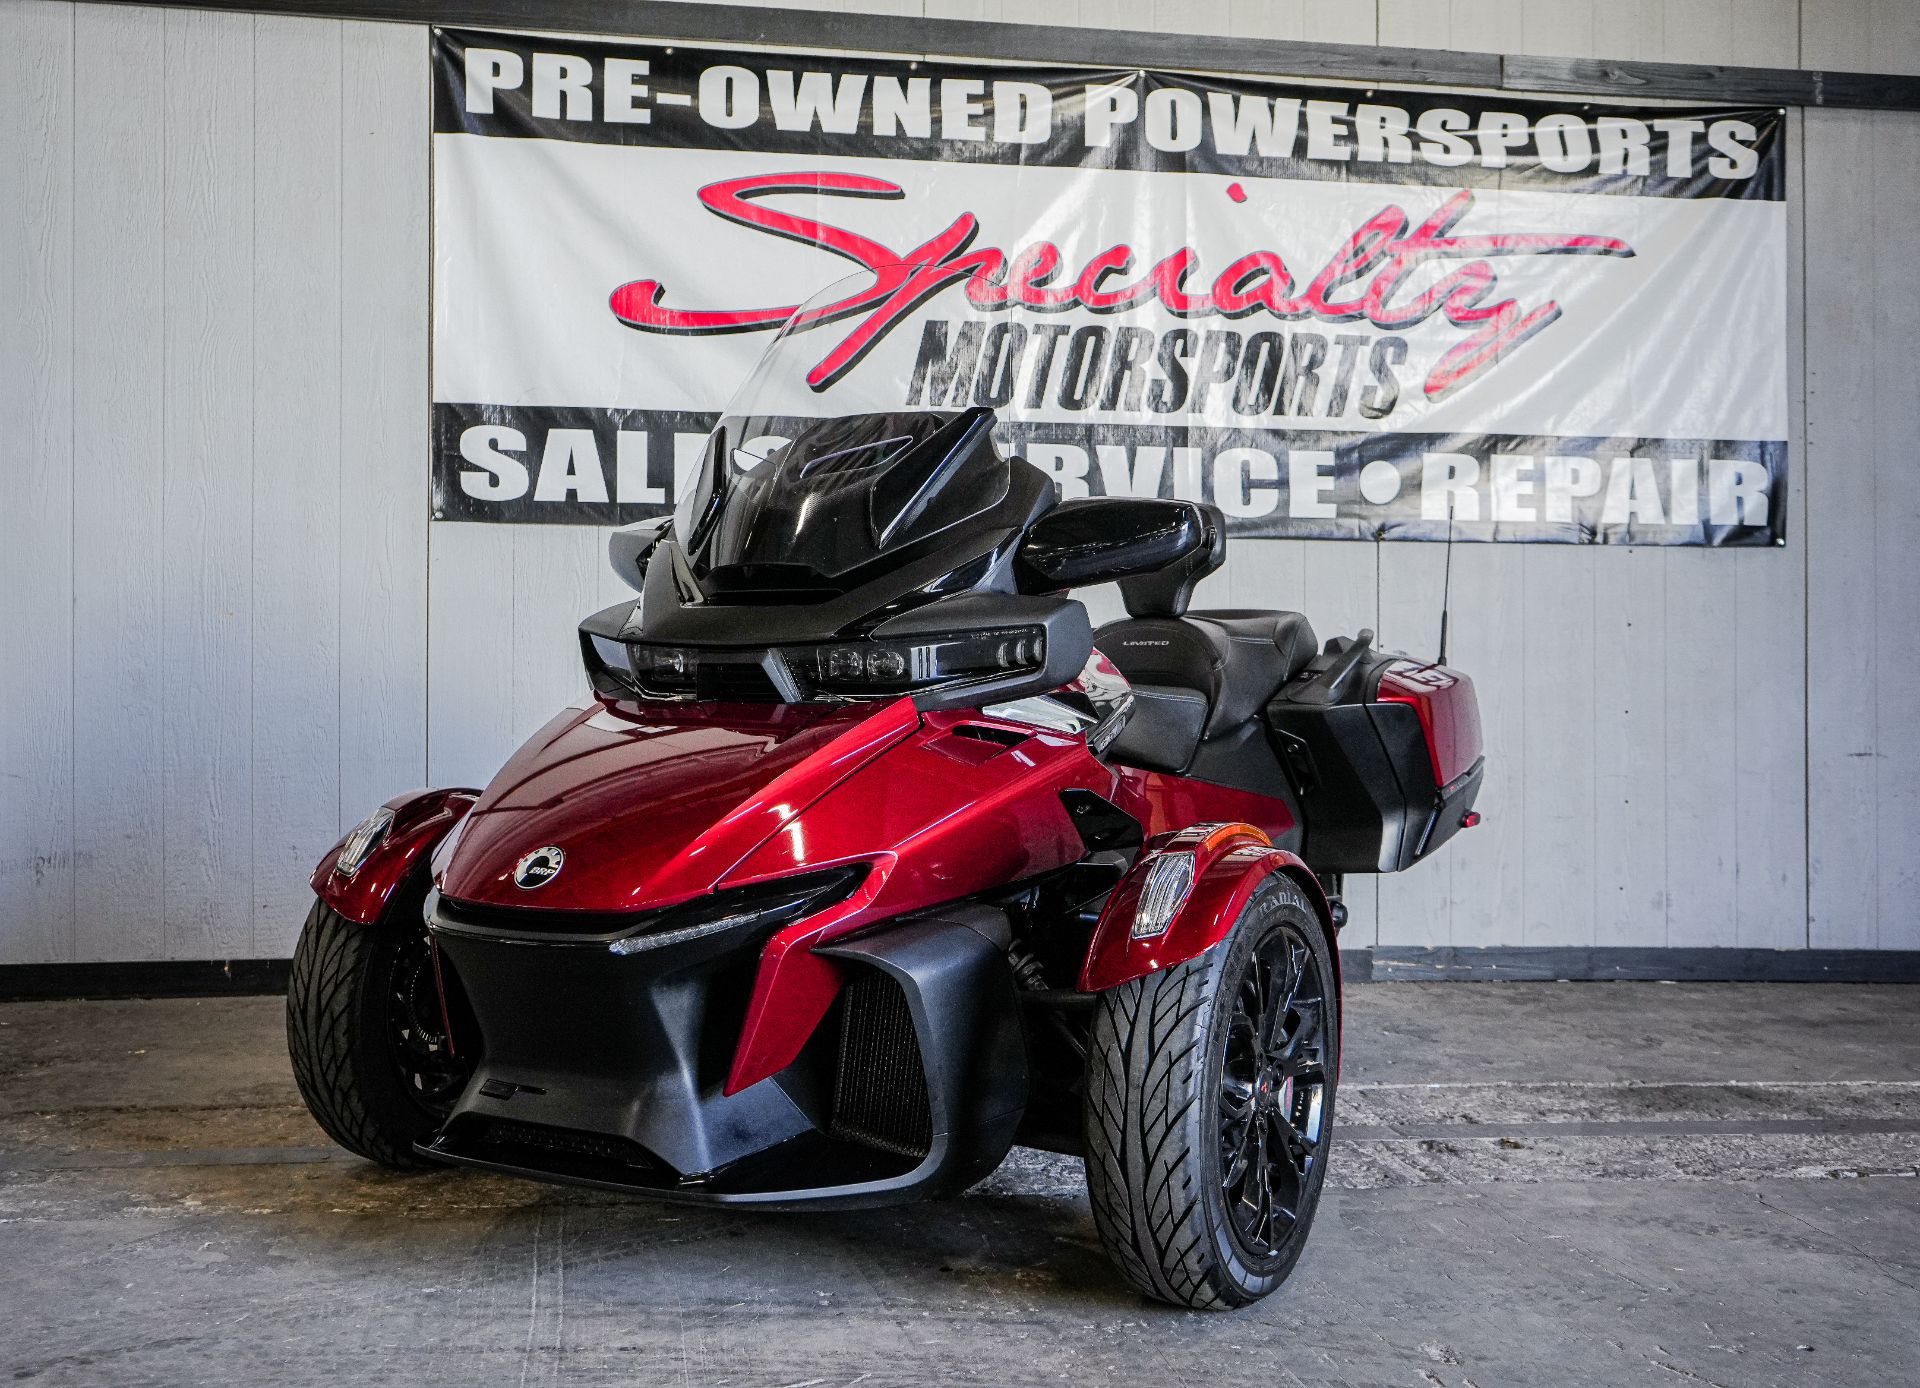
513,846 -> 565,890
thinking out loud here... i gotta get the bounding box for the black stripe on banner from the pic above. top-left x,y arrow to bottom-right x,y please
430,401 -> 1787,546
430,30 -> 1785,203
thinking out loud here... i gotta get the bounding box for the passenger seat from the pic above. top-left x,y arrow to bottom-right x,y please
1093,508 -> 1317,774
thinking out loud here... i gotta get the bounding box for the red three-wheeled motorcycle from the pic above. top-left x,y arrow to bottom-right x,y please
289,277 -> 1483,1309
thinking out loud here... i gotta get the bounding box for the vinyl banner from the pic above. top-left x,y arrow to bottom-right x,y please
429,28 -> 1789,544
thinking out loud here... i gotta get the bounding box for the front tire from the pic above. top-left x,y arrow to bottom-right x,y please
286,898 -> 473,1168
1083,877 -> 1338,1309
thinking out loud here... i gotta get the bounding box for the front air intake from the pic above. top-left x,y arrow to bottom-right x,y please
473,1118 -> 661,1174
830,971 -> 933,1159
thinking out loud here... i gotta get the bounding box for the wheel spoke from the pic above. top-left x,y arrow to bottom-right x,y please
1279,942 -> 1308,1011
1220,1076 -> 1256,1124
1224,1008 -> 1259,1065
1271,1108 -> 1312,1211
1279,1001 -> 1325,1076
1240,954 -> 1269,1031
1274,1111 -> 1312,1171
1222,1117 -> 1256,1191
1254,942 -> 1299,1056
1261,1165 -> 1281,1247
1250,1123 -> 1274,1248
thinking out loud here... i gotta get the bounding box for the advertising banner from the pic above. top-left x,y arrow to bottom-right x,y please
430,29 -> 1789,543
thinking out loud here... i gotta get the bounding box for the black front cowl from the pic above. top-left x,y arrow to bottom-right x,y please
421,897 -> 1027,1208
428,896 -> 811,1179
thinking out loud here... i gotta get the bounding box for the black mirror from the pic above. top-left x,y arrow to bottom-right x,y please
608,517 -> 670,593
1015,498 -> 1213,591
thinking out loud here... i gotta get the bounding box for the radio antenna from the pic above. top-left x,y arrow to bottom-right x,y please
1435,507 -> 1455,667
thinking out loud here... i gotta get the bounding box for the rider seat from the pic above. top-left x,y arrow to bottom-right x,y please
1093,507 -> 1317,774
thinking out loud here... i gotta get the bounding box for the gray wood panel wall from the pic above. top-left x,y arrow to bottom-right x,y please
3,0 -> 1917,963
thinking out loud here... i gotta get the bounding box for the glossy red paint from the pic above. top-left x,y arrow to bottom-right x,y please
1378,660 -> 1484,787
1109,764 -> 1298,843
411,681 -> 1314,1097
720,708 -> 1115,1093
311,788 -> 479,926
436,696 -> 918,911
1077,823 -> 1331,993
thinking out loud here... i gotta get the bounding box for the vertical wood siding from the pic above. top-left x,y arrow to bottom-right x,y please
1,0 -> 1916,961
1,5 -> 436,961
1802,14 -> 1920,948
338,21 -> 431,836
72,3 -> 166,964
1,0 -> 77,964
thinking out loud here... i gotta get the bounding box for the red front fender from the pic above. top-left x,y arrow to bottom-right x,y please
1078,823 -> 1334,994
310,788 -> 479,925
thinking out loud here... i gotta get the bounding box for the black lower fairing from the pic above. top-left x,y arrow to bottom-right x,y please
421,901 -> 1028,1209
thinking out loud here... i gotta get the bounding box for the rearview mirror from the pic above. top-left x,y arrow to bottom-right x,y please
609,517 -> 669,593
1015,498 -> 1213,591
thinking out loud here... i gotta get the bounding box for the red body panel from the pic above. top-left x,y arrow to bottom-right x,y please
720,710 -> 1116,1092
1378,660 -> 1484,787
1108,765 -> 1297,844
436,698 -> 917,911
415,688 -> 1321,1098
1077,824 -> 1330,993
718,712 -> 1320,1093
311,788 -> 479,925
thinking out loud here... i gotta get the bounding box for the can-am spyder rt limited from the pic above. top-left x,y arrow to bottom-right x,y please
290,275 -> 1485,1310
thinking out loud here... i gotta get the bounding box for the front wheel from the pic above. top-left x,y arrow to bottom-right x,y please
1083,878 -> 1338,1309
286,897 -> 474,1167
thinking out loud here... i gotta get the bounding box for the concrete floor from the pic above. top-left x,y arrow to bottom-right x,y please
1,983 -> 1915,1387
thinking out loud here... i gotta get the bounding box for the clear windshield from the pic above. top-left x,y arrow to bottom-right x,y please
671,267 -> 1010,582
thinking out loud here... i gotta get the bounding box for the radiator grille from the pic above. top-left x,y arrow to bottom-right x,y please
478,1118 -> 656,1171
831,972 -> 933,1159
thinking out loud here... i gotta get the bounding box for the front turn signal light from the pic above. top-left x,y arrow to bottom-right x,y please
1131,851 -> 1196,939
335,806 -> 396,878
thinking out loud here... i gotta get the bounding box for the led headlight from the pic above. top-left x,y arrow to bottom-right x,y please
608,865 -> 867,955
795,626 -> 1046,697
585,627 -> 1045,703
630,643 -> 699,694
335,806 -> 396,878
1131,851 -> 1196,939
589,635 -> 699,699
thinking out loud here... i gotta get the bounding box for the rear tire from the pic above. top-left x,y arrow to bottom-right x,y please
1083,877 -> 1338,1309
286,898 -> 470,1168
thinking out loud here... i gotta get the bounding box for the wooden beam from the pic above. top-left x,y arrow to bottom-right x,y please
1502,54 -> 1920,112
67,0 -> 1920,112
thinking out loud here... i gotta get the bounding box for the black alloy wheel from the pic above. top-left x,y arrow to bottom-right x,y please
1217,921 -> 1330,1263
1083,877 -> 1339,1309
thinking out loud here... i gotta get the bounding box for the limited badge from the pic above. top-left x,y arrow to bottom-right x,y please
513,846 -> 565,889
